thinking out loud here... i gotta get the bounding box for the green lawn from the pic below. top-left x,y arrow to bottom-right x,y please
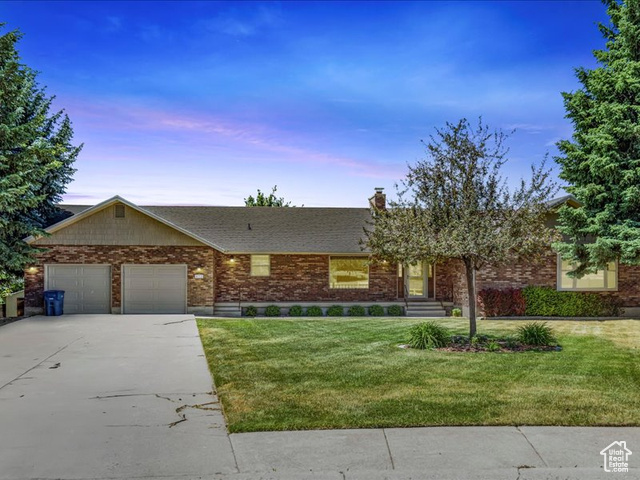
197,317 -> 640,433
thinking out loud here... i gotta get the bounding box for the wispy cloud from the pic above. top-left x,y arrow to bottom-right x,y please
504,123 -> 554,135
198,4 -> 282,37
105,16 -> 122,33
65,97 -> 401,180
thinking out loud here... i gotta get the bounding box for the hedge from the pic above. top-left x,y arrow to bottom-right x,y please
522,286 -> 620,317
478,286 -> 620,317
477,287 -> 525,316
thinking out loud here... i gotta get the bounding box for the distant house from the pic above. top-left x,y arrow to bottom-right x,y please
22,189 -> 640,317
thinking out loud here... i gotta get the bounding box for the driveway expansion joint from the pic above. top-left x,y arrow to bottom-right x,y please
0,336 -> 84,392
382,428 -> 395,470
515,426 -> 548,468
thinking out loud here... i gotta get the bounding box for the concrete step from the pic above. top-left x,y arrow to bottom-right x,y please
405,306 -> 446,311
406,311 -> 447,317
213,305 -> 242,317
405,301 -> 447,318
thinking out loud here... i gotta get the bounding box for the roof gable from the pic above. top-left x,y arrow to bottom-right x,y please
25,196 -> 219,249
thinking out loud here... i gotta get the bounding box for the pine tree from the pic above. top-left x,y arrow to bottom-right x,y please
0,26 -> 81,279
555,0 -> 640,275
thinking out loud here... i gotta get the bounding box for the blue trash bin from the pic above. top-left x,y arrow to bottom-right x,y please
43,290 -> 65,316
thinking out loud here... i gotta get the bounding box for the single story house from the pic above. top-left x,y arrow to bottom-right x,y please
22,189 -> 640,317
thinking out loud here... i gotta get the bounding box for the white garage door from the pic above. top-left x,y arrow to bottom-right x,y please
45,265 -> 111,314
122,265 -> 187,314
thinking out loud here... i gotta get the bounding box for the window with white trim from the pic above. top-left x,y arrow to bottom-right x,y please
250,255 -> 270,276
329,257 -> 369,289
558,257 -> 617,291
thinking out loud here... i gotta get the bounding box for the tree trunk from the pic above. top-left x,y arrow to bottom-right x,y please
463,257 -> 477,339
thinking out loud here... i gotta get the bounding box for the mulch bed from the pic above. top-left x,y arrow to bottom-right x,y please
438,343 -> 561,353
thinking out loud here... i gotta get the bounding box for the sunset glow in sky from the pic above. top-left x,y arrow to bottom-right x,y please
3,1 -> 608,206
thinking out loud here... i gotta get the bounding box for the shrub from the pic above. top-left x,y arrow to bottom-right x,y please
327,305 -> 344,316
387,304 -> 403,316
368,304 -> 385,316
478,287 -> 526,316
264,305 -> 281,317
348,305 -> 366,316
306,305 -> 324,317
408,321 -> 450,349
288,305 -> 303,316
244,305 -> 258,317
523,286 -> 621,317
451,307 -> 462,317
517,322 -> 556,346
487,341 -> 501,352
505,336 -> 520,349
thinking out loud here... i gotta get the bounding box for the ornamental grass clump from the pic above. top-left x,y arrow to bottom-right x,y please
517,322 -> 556,346
408,321 -> 451,350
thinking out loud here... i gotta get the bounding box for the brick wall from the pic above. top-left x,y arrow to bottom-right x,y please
215,253 -> 398,302
25,245 -> 215,312
616,264 -> 640,306
435,259 -> 465,304
436,251 -> 640,309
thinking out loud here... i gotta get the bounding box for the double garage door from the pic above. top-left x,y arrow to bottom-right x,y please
45,264 -> 187,314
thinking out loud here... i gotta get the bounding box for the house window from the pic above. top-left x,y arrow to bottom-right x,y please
251,255 -> 270,276
115,204 -> 125,218
329,257 -> 369,289
558,257 -> 617,291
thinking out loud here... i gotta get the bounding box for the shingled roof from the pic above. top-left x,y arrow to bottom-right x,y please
54,193 -> 577,255
57,202 -> 373,254
141,206 -> 372,253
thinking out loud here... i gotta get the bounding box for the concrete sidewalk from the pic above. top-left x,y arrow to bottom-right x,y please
228,426 -> 640,479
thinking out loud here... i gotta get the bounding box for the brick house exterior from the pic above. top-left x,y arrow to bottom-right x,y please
21,192 -> 640,317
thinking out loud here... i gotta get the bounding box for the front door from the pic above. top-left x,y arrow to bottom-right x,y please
406,261 -> 435,299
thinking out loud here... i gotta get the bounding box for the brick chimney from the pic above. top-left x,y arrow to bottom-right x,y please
369,187 -> 386,210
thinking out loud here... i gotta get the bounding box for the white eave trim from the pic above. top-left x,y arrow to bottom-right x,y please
23,195 -> 227,252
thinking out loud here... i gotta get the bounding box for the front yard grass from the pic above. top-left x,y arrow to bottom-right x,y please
197,317 -> 640,433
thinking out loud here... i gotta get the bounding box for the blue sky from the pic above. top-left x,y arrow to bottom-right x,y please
2,1 -> 609,207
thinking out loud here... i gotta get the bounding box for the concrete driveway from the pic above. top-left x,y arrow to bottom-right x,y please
0,314 -> 237,479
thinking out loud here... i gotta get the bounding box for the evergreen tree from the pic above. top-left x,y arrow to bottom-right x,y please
0,26 -> 81,279
555,0 -> 640,275
366,119 -> 557,338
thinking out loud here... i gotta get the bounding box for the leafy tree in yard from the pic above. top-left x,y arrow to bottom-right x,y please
0,26 -> 81,283
365,119 -> 558,338
244,185 -> 295,207
554,0 -> 640,275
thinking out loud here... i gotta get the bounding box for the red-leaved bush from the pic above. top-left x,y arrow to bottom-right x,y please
478,287 -> 526,317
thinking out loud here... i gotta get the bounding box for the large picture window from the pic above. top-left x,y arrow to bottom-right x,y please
251,255 -> 270,276
329,257 -> 369,289
558,257 -> 617,291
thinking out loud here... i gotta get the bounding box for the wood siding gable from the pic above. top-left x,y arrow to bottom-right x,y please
33,203 -> 206,246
